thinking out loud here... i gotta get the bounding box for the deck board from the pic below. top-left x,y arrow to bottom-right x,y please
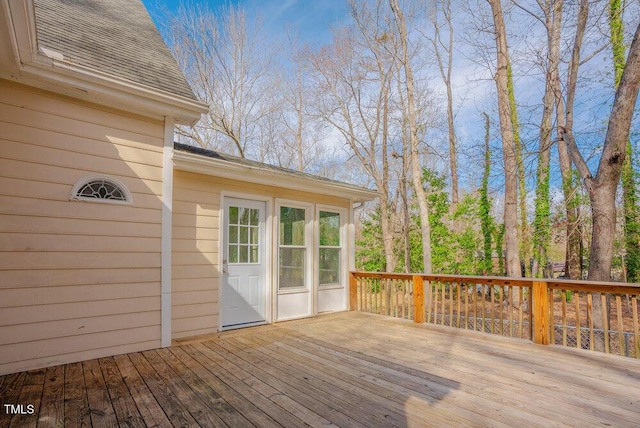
2,311 -> 640,427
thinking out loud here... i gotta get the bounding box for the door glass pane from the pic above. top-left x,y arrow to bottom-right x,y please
229,245 -> 238,263
229,206 -> 238,224
319,211 -> 340,246
239,225 -> 249,245
239,245 -> 249,263
280,207 -> 306,245
250,245 -> 259,263
250,226 -> 258,245
229,225 -> 238,244
319,248 -> 340,285
250,208 -> 259,226
279,247 -> 305,288
239,207 -> 249,225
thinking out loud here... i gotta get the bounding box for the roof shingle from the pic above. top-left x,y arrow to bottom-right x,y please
33,0 -> 198,101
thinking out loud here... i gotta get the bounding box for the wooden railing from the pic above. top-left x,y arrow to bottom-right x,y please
350,271 -> 640,358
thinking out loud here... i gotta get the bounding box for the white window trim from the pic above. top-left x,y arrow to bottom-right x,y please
70,174 -> 133,205
276,199 -> 313,294
316,204 -> 348,290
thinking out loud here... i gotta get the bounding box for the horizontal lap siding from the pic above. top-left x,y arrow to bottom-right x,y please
0,81 -> 164,375
171,170 -> 350,340
171,171 -> 220,339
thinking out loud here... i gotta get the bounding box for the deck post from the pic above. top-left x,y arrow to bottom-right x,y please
532,281 -> 550,345
350,272 -> 358,311
413,275 -> 425,323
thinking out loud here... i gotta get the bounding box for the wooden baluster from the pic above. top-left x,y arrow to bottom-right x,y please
550,289 -> 555,345
464,284 -> 469,329
440,282 -> 447,325
436,281 -> 441,325
602,293 -> 610,354
490,285 -> 495,334
449,282 -> 454,327
481,284 -> 486,333
402,280 -> 406,320
498,285 -> 504,336
519,286 -> 524,339
562,290 -> 567,346
575,293 -> 581,349
617,295 -> 624,356
456,283 -> 461,328
632,296 -> 639,358
508,287 -> 514,337
473,284 -> 478,332
587,294 -> 594,351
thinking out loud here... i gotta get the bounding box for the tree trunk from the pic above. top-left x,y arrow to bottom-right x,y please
610,0 -> 640,283
533,0 -> 562,278
480,112 -> 493,274
487,0 -> 521,278
390,0 -> 433,273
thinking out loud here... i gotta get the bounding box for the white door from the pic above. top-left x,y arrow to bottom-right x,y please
221,198 -> 267,328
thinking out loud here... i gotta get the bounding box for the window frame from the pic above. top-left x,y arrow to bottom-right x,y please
70,174 -> 133,205
316,205 -> 348,290
276,200 -> 313,293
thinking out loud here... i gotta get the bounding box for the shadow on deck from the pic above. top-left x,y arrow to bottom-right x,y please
1,311 -> 639,427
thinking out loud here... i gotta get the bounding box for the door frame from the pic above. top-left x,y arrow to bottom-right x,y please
274,198 -> 314,321
314,204 -> 349,315
219,192 -> 273,331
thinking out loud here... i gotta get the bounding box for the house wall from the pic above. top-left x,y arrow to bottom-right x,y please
0,80 -> 165,375
171,170 -> 350,339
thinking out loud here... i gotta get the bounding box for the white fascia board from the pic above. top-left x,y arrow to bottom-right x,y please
19,59 -> 208,125
3,0 -> 208,125
173,150 -> 379,203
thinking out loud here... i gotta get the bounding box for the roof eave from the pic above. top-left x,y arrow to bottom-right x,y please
173,150 -> 379,203
21,56 -> 208,124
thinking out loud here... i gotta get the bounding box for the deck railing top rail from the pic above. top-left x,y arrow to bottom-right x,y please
351,270 -> 640,292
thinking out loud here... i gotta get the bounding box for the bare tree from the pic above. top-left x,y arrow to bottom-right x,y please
512,0 -> 563,277
487,0 -> 522,278
389,0 -> 433,273
163,4 -> 277,158
565,20 -> 640,281
305,21 -> 400,271
429,0 -> 459,207
555,0 -> 588,280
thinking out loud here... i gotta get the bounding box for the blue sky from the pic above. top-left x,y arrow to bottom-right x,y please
142,0 -> 348,45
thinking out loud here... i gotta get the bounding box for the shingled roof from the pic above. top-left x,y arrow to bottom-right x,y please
33,0 -> 197,101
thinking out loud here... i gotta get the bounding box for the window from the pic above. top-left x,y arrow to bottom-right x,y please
279,206 -> 307,289
228,206 -> 260,264
319,210 -> 341,286
71,175 -> 132,204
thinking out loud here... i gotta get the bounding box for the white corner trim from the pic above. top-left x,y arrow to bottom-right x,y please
161,117 -> 174,347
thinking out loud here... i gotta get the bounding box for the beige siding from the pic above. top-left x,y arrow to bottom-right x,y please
171,170 -> 350,340
0,80 -> 165,375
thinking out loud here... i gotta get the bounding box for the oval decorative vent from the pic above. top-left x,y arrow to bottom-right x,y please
71,175 -> 132,204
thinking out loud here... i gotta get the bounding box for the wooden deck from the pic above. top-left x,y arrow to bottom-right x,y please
1,311 -> 640,427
